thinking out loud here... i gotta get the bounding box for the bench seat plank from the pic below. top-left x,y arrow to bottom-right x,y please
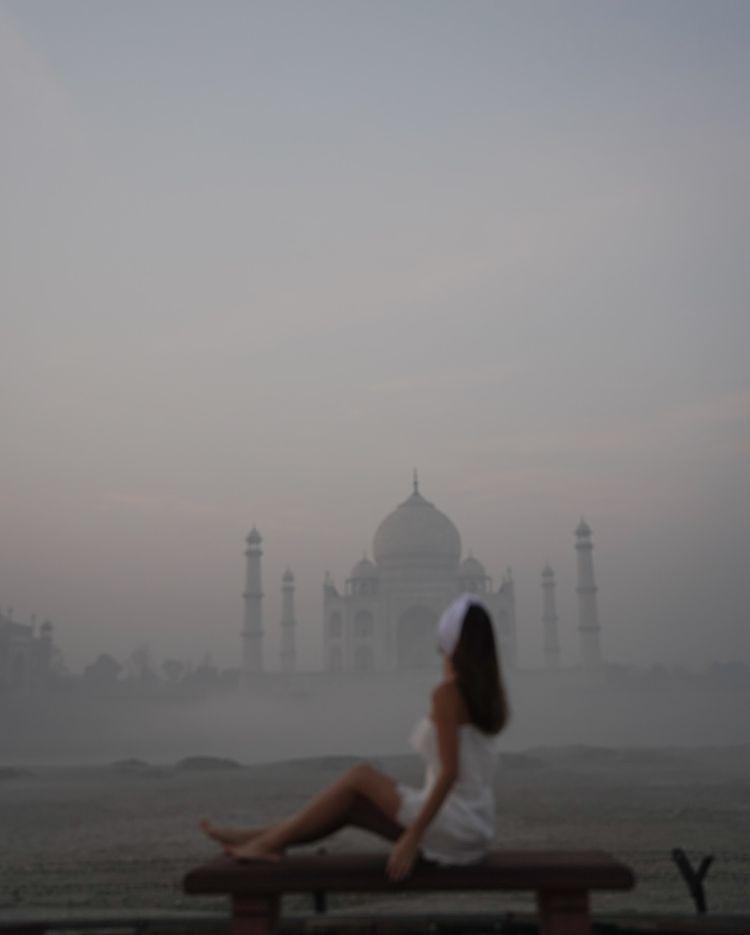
185,850 -> 635,895
185,851 -> 635,935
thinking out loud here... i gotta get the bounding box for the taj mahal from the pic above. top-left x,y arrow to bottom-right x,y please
240,474 -> 603,676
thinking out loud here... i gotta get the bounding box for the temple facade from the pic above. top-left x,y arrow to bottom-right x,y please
241,478 -> 605,676
321,475 -> 517,672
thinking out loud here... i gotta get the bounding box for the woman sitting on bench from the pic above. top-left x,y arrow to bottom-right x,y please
200,594 -> 510,881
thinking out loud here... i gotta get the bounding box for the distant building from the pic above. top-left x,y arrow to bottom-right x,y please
321,474 -> 517,672
541,564 -> 560,669
575,518 -> 603,667
241,477 -> 606,676
0,609 -> 59,694
241,527 -> 264,675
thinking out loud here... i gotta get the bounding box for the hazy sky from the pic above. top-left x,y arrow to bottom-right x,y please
1,1 -> 748,672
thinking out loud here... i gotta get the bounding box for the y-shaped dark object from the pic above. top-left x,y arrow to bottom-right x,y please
671,848 -> 714,914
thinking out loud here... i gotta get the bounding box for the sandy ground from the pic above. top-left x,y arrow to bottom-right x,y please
1,744 -> 749,919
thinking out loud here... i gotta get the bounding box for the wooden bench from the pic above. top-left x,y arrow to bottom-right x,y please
184,850 -> 635,935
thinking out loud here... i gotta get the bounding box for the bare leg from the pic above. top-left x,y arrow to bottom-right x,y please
285,792 -> 404,844
227,762 -> 403,860
202,795 -> 400,850
199,819 -> 267,846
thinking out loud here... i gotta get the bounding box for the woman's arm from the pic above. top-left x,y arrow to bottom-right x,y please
386,682 -> 461,880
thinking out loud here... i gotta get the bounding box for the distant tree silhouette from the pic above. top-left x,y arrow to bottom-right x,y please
162,659 -> 186,684
82,653 -> 122,691
126,643 -> 158,688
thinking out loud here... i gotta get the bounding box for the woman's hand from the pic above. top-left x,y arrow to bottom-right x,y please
387,829 -> 420,882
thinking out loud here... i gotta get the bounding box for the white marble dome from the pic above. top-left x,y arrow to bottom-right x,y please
350,555 -> 379,579
373,485 -> 461,566
459,554 -> 487,579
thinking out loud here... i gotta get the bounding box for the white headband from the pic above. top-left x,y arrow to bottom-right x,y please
437,593 -> 481,656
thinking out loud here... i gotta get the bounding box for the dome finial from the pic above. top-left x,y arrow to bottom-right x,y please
413,468 -> 419,495
373,479 -> 461,565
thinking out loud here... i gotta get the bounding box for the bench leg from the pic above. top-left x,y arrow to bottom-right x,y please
537,888 -> 590,935
231,894 -> 280,935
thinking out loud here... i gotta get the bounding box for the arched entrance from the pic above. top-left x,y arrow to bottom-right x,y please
353,610 -> 374,671
397,605 -> 438,669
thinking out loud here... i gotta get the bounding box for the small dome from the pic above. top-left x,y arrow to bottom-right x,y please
542,563 -> 554,578
575,518 -> 592,537
459,554 -> 487,579
350,555 -> 378,580
246,527 -> 262,544
282,567 -> 294,583
373,484 -> 461,566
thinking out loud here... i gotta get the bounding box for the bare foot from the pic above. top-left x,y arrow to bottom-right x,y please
199,819 -> 265,846
226,837 -> 283,862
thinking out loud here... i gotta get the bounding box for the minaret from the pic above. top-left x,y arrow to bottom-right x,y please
575,519 -> 602,666
280,568 -> 297,673
541,564 -> 560,669
501,567 -> 518,668
242,527 -> 264,675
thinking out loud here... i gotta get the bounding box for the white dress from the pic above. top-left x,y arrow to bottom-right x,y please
396,716 -> 499,865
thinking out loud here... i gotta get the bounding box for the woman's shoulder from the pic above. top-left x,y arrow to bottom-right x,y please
431,677 -> 457,698
431,678 -> 467,720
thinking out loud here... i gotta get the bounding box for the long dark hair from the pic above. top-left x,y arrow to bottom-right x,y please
451,603 -> 509,735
